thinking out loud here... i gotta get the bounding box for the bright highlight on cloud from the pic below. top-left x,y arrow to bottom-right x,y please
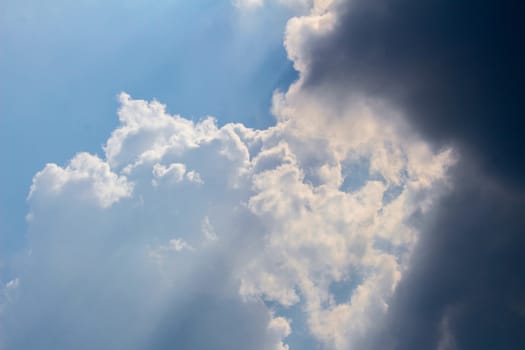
1,2 -> 456,350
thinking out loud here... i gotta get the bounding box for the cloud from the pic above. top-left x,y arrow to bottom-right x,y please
29,152 -> 133,208
368,165 -> 525,350
0,84 -> 451,350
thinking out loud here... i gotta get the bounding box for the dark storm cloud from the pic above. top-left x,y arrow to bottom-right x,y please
367,162 -> 525,350
299,0 -> 525,348
305,0 -> 524,188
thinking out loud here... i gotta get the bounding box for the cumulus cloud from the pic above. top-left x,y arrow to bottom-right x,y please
29,152 -> 133,208
0,84 -> 451,350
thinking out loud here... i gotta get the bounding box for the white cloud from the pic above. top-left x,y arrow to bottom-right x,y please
3,95 -> 294,350
2,88 -> 452,349
268,316 -> 292,350
29,152 -> 133,208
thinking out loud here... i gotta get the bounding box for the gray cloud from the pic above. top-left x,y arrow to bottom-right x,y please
301,0 -> 524,188
367,162 -> 525,350
289,0 -> 525,348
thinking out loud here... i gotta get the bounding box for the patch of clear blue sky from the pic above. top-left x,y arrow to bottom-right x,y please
0,0 -> 298,258
266,300 -> 322,350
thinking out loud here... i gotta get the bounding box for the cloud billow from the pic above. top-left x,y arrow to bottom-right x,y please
0,86 -> 450,350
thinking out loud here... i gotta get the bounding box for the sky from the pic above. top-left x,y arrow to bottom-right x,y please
1,1 -> 524,350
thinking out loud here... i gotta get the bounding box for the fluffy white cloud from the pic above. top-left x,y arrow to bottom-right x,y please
1,87 -> 452,349
29,152 -> 133,209
2,95 -> 294,350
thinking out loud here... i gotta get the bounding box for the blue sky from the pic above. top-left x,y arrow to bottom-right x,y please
0,0 -> 296,259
